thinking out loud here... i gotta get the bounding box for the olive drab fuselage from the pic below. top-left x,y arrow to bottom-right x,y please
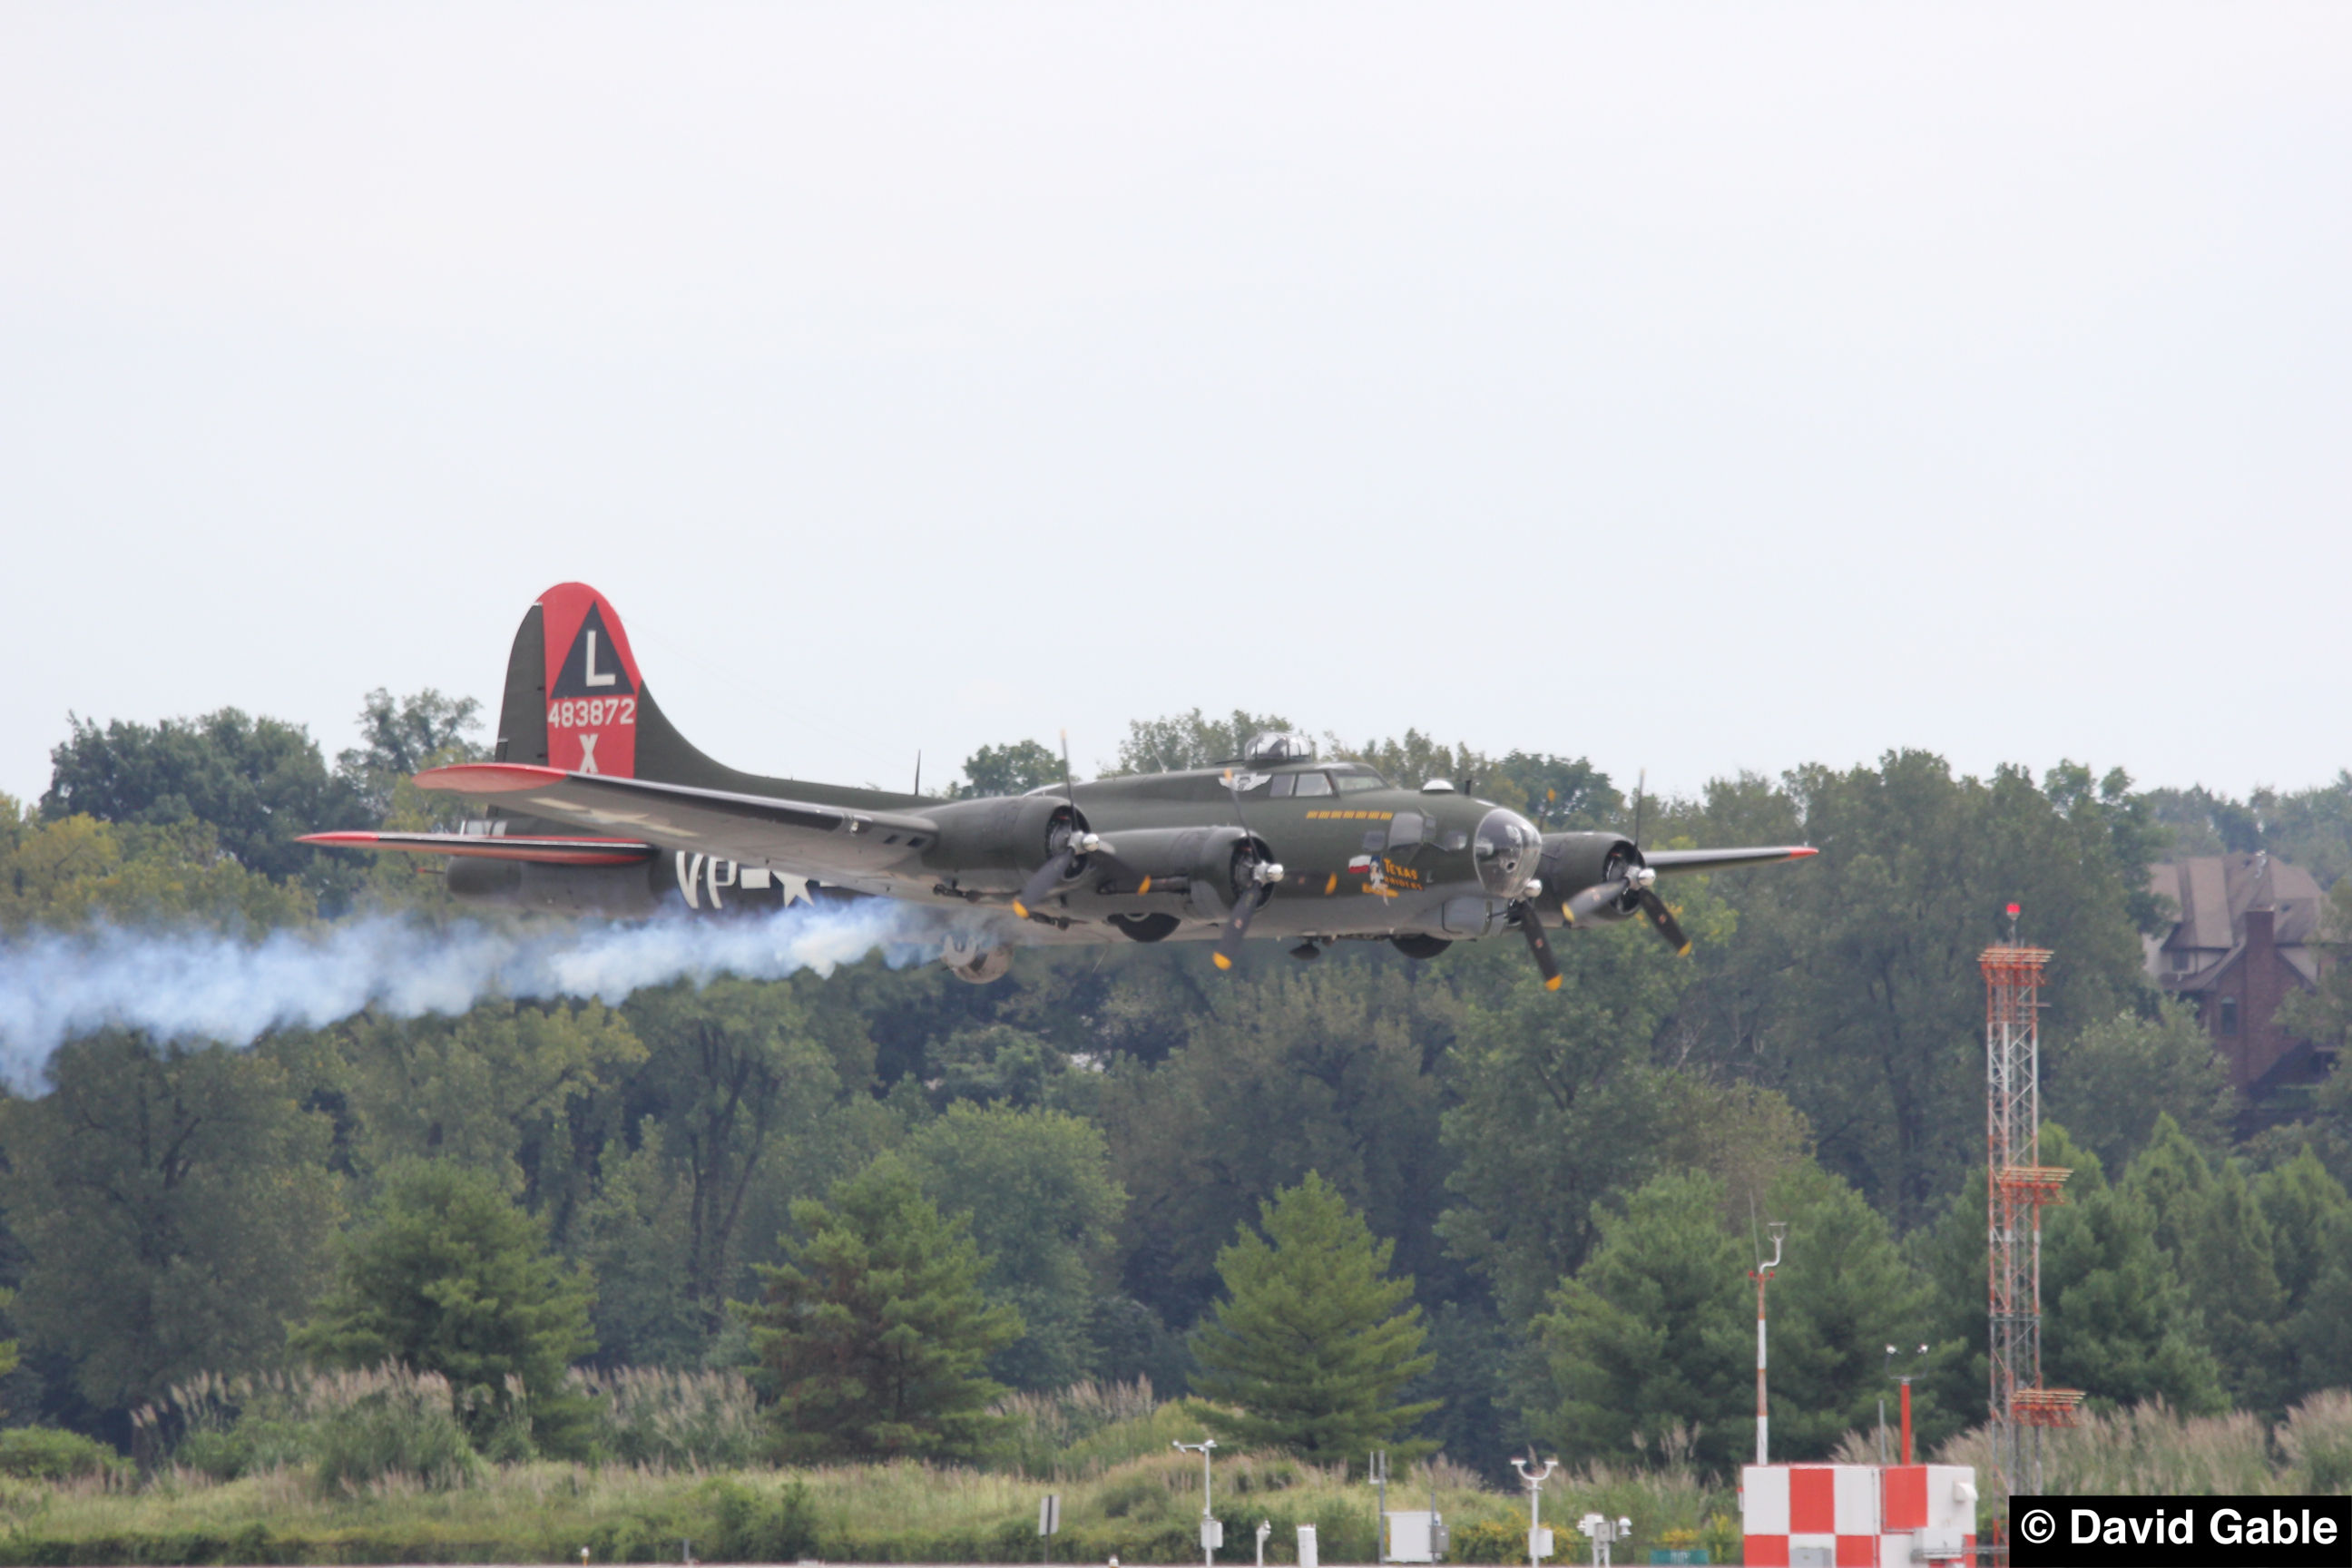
914,760 -> 1551,946
301,583 -> 1817,982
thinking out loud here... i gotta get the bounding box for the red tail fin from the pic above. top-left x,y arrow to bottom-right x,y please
490,583 -> 921,809
535,583 -> 643,778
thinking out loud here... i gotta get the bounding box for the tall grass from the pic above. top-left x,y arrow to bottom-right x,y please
1827,1390 -> 2352,1524
568,1367 -> 765,1471
133,1365 -> 481,1493
132,1363 -> 769,1489
993,1377 -> 1191,1477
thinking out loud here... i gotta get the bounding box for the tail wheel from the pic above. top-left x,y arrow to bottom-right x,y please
948,947 -> 1014,985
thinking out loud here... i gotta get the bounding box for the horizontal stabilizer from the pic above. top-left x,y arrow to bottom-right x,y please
410,763 -> 942,881
298,830 -> 655,867
1644,845 -> 1818,876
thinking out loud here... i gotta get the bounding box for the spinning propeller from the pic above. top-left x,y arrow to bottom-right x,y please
1562,862 -> 1690,956
1008,814 -> 1107,919
1510,885 -> 1563,990
1012,732 -> 1110,920
1558,770 -> 1690,956
1210,768 -> 1283,971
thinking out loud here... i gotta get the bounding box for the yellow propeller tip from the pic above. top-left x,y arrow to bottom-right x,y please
1137,877 -> 1152,895
1211,953 -> 1232,971
1544,975 -> 1563,991
1011,900 -> 1028,919
1676,943 -> 1693,957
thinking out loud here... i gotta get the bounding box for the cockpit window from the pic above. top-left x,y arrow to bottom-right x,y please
1335,773 -> 1385,794
1245,730 -> 1318,764
1388,811 -> 1426,849
1291,772 -> 1334,798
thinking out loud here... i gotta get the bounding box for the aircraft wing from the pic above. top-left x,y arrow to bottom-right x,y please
408,763 -> 941,880
1644,845 -> 1818,876
300,829 -> 653,866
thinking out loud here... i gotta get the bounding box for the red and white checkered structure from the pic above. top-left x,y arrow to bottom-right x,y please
1740,1464 -> 1976,1567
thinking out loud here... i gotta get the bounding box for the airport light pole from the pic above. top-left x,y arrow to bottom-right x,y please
1751,1221 -> 1787,1465
1511,1456 -> 1559,1568
1175,1439 -> 1220,1568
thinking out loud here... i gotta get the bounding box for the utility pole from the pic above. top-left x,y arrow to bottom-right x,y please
1750,1220 -> 1787,1465
1370,1450 -> 1389,1565
1175,1439 -> 1220,1568
1511,1456 -> 1559,1568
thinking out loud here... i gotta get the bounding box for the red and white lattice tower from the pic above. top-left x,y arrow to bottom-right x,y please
1981,939 -> 2083,1506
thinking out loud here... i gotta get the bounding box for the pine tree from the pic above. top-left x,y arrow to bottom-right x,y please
1191,1172 -> 1437,1465
293,1161 -> 597,1456
2256,1147 -> 2352,1400
2040,1124 -> 2226,1414
1531,1171 -> 1749,1471
1764,1162 -> 1941,1459
743,1156 -> 1022,1463
2122,1115 -> 2287,1411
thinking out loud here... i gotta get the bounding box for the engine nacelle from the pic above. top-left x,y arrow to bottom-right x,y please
446,851 -> 804,916
920,793 -> 1086,893
1538,831 -> 1642,920
1081,825 -> 1261,919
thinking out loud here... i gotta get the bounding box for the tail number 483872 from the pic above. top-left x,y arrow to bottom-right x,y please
548,698 -> 636,730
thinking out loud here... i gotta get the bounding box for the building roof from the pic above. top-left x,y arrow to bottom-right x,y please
2151,852 -> 2327,952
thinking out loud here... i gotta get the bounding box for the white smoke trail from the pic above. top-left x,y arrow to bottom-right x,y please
0,900 -> 989,1093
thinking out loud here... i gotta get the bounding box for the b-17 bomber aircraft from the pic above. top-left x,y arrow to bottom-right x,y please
305,583 -> 1816,987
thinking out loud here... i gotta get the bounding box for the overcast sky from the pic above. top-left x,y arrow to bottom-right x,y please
3,5 -> 2346,813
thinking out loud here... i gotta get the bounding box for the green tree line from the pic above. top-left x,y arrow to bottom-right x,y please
5,694 -> 2352,1476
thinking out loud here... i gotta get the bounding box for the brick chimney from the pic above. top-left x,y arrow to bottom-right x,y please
2243,905 -> 2284,1084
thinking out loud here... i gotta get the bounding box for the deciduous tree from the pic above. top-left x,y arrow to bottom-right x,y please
622,980 -> 854,1331
1669,754 -> 2150,1228
1103,966 -> 1450,1328
42,709 -> 355,890
0,798 -> 312,935
951,740 -> 1063,799
0,1034 -> 339,1413
1437,907 -> 1721,1327
335,688 -> 484,822
901,1103 -> 1125,1389
338,1001 -> 643,1230
2049,1006 -> 2232,1176
1106,710 -> 1295,776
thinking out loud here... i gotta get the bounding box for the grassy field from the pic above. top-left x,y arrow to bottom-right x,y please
11,1381 -> 2347,1564
0,1444 -> 1737,1566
